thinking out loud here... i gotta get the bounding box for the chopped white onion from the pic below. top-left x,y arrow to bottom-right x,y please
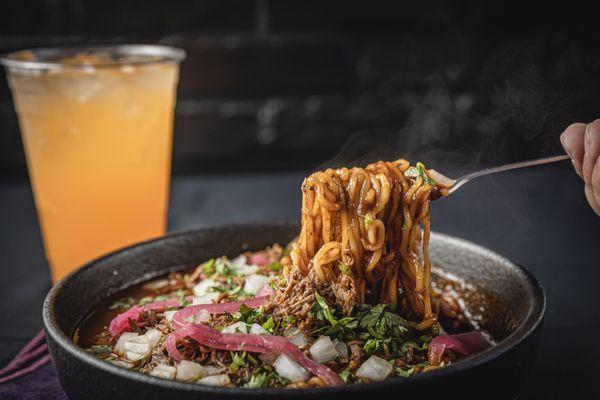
221,321 -> 248,334
273,353 -> 310,383
309,336 -> 339,363
123,335 -> 151,356
193,309 -> 211,324
114,332 -> 139,355
163,310 -> 176,322
197,374 -> 231,386
356,355 -> 393,382
244,274 -> 270,295
109,359 -> 134,369
198,365 -> 222,377
125,351 -> 147,362
142,279 -> 170,291
191,292 -> 220,305
176,360 -> 204,381
334,340 -> 349,359
427,169 -> 456,188
144,329 -> 162,348
249,323 -> 270,335
229,255 -> 258,275
193,278 -> 220,297
150,364 -> 176,379
236,265 -> 259,275
284,327 -> 308,349
229,255 -> 247,270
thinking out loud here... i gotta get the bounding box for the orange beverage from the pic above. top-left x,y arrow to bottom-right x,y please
1,45 -> 185,281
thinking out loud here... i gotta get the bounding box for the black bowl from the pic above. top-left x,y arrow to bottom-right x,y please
43,222 -> 545,400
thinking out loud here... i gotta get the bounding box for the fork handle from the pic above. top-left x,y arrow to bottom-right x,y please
448,154 -> 570,194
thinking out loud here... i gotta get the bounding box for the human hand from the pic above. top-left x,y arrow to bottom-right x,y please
560,120 -> 600,215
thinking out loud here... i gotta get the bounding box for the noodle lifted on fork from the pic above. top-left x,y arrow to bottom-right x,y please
286,159 -> 451,330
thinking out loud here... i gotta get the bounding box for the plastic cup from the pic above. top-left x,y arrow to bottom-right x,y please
1,45 -> 185,281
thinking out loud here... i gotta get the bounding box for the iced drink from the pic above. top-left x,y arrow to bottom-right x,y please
1,45 -> 185,281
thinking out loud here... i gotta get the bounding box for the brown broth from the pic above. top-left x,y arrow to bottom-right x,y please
75,266 -> 493,347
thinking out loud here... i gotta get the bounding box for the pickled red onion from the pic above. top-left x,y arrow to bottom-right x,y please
171,295 -> 268,330
109,297 -> 192,337
110,285 -> 274,337
428,331 -> 490,365
166,324 -> 343,386
250,253 -> 270,266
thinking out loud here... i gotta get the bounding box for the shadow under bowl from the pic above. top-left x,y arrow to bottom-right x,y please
43,222 -> 545,400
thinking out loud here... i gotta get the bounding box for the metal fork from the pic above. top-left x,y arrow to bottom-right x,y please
447,154 -> 570,195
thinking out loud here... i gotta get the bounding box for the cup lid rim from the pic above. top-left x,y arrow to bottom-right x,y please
0,44 -> 186,70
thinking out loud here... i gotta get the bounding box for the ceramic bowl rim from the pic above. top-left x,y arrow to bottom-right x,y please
43,222 -> 545,397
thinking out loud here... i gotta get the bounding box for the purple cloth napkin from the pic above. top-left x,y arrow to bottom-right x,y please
0,331 -> 68,400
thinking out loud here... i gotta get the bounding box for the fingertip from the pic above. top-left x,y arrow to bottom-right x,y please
561,122 -> 586,178
583,120 -> 600,184
584,185 -> 600,216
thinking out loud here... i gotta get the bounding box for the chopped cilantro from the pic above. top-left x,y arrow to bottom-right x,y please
364,338 -> 380,355
416,162 -> 436,186
338,261 -> 352,277
339,370 -> 354,383
310,292 -> 357,339
395,367 -> 415,378
201,258 -> 215,275
233,304 -> 264,324
88,345 -> 112,355
364,213 -> 374,229
401,340 -> 428,353
268,279 -> 279,290
404,163 -> 436,186
214,258 -> 233,277
404,167 -> 419,178
229,352 -> 246,372
402,219 -> 409,231
267,262 -> 283,272
137,296 -> 155,306
245,367 -> 289,388
109,297 -> 135,310
246,353 -> 259,366
178,292 -> 191,307
262,317 -> 275,332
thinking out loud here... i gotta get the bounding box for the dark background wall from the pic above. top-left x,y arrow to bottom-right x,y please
1,1 -> 599,179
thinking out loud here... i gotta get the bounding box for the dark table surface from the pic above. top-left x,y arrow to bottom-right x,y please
1,161 -> 599,399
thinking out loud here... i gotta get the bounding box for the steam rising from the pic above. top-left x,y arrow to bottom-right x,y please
320,33 -> 582,177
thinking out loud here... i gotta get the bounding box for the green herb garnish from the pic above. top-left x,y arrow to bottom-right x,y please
402,219 -> 409,231
364,213 -> 374,229
267,262 -> 283,272
338,262 -> 352,277
339,370 -> 354,383
178,292 -> 191,307
201,258 -> 216,275
404,163 -> 436,186
88,345 -> 112,355
310,292 -> 357,339
363,338 -> 381,355
229,352 -> 246,372
262,317 -> 275,332
214,258 -> 234,277
400,340 -> 428,353
233,304 -> 264,324
245,367 -> 290,388
416,162 -> 435,186
137,296 -> 155,306
395,367 -> 415,377
404,167 -> 419,178
109,297 -> 135,310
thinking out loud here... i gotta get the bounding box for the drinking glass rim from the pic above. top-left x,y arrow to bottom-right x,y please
0,44 -> 186,71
